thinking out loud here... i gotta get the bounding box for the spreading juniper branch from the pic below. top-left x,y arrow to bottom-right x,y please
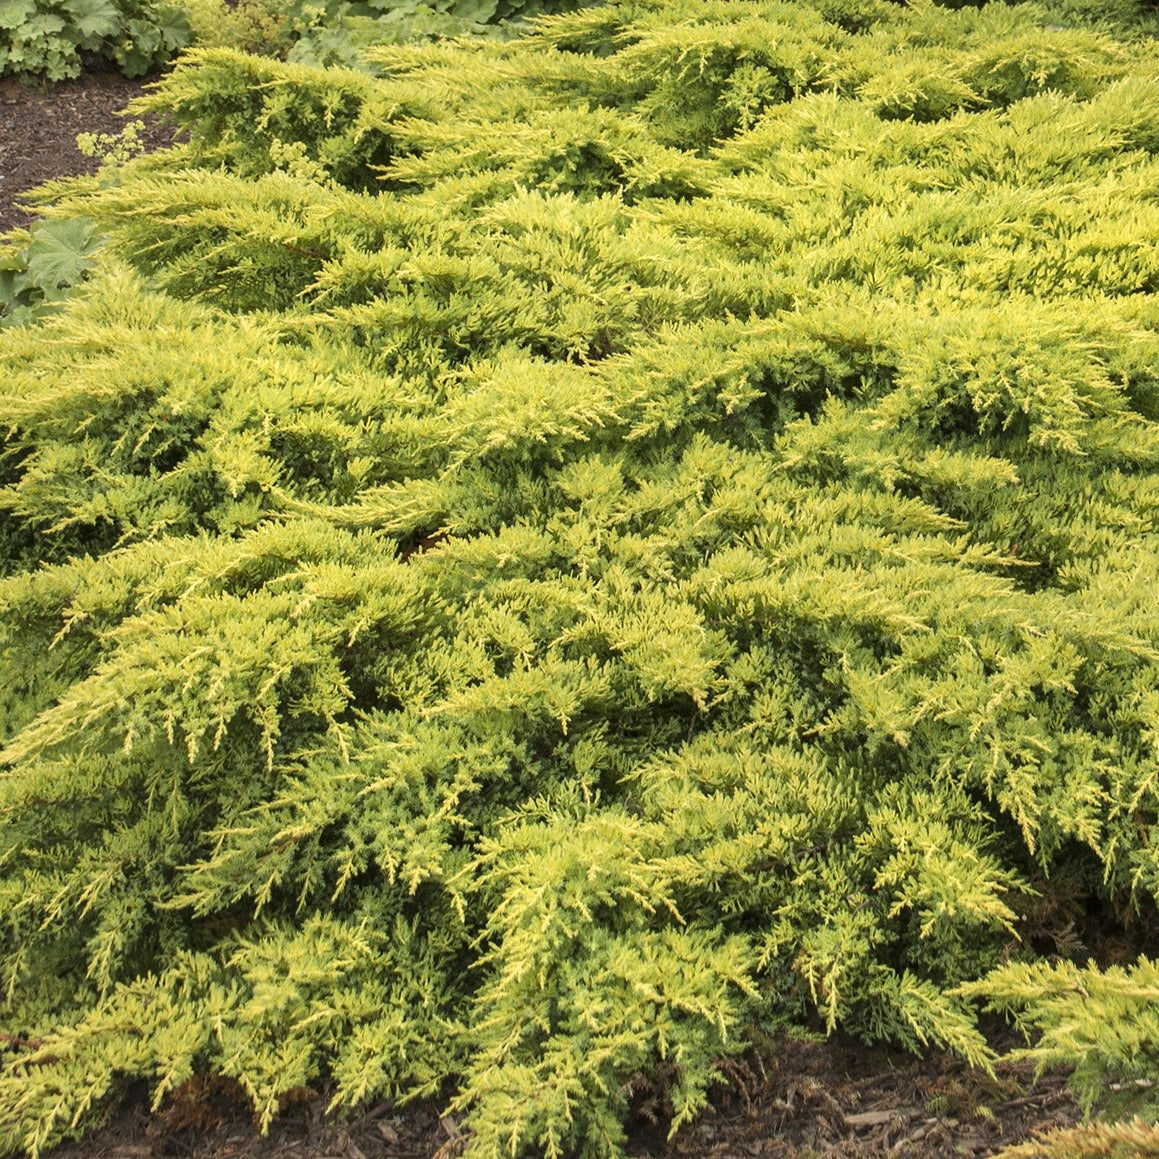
3,0 -> 1159,1155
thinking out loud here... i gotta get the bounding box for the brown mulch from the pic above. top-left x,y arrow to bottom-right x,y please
0,66 -> 168,235
42,1033 -> 1083,1159
645,1033 -> 1083,1158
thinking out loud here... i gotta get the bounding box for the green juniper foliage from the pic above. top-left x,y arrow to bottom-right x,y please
3,0 -> 1159,1154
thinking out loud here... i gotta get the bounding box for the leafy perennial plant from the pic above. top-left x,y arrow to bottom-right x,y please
0,0 -> 191,79
3,0 -> 1159,1154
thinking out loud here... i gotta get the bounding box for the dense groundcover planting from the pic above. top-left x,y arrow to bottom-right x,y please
4,0 -> 1159,1153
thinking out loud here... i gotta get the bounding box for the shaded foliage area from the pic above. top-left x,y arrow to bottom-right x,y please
3,0 -> 1159,1155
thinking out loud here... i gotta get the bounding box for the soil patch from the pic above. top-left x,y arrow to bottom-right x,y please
637,1033 -> 1082,1158
43,1033 -> 1082,1159
0,67 -> 163,234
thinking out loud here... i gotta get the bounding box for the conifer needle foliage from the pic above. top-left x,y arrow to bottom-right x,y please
4,0 -> 1159,1154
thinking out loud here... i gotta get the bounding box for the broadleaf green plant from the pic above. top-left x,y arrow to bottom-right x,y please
0,0 -> 189,78
4,0 -> 1159,1155
0,217 -> 100,327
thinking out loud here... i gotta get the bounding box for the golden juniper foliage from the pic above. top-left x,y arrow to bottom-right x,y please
962,957 -> 1159,1115
994,1117 -> 1159,1158
3,0 -> 1159,1153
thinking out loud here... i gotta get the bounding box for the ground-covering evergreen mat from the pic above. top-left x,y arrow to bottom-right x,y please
4,0 -> 1159,1154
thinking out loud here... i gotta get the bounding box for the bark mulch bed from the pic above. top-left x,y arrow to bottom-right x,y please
0,66 -> 170,234
44,1032 -> 1083,1159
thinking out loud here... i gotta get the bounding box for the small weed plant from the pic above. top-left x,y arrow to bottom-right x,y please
4,0 -> 1159,1155
75,117 -> 149,167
